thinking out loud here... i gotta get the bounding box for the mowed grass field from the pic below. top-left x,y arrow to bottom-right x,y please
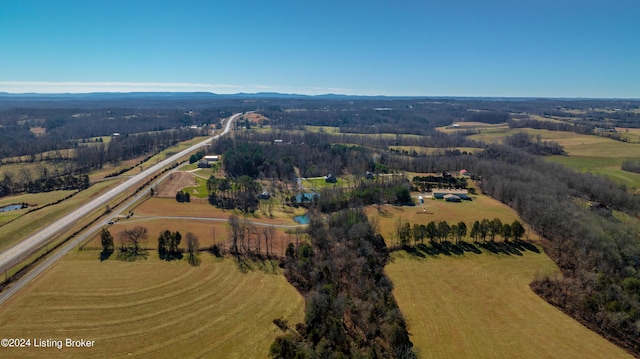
0,251 -> 304,359
386,252 -> 632,358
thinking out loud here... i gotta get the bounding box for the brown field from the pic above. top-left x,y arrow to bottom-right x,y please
0,252 -> 304,358
155,171 -> 197,197
135,197 -> 301,226
387,252 -> 632,358
243,112 -> 270,125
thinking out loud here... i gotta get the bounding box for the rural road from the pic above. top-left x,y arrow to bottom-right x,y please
0,112 -> 242,275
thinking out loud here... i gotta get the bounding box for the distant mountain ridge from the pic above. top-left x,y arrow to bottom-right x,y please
0,92 -> 635,103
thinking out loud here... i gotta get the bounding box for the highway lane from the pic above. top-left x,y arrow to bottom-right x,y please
0,112 -> 242,273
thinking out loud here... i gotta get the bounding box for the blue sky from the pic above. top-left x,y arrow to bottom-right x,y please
1,0 -> 639,97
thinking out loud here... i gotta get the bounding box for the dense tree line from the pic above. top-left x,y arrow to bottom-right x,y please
503,132 -> 565,156
218,134 -> 376,180
508,118 -> 593,135
311,177 -> 414,213
207,175 -> 261,213
0,171 -> 89,197
0,128 -> 198,199
0,106 -> 223,159
622,160 -> 640,174
411,174 -> 468,192
272,209 -> 416,358
464,110 -> 510,124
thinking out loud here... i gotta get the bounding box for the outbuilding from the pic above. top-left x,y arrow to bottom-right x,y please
444,194 -> 462,202
204,155 -> 219,163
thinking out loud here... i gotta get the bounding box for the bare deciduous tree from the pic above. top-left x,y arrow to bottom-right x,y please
118,226 -> 148,259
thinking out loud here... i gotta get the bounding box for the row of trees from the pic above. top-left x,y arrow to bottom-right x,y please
100,226 -> 200,266
411,174 -> 468,192
397,218 -> 525,245
0,171 -> 89,197
227,214 -> 278,258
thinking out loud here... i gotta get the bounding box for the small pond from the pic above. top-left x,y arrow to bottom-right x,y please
293,214 -> 310,224
0,203 -> 28,212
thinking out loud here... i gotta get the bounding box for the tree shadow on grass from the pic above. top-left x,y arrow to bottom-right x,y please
235,256 -> 254,273
99,250 -> 113,261
160,252 -> 184,261
393,237 -> 542,260
116,250 -> 148,262
443,241 -> 464,255
479,241 -> 524,256
458,242 -> 482,254
514,239 -> 540,253
254,258 -> 281,274
416,243 -> 436,256
402,244 -> 426,258
429,241 -> 451,256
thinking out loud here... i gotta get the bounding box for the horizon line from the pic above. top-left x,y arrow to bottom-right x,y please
0,82 -> 638,100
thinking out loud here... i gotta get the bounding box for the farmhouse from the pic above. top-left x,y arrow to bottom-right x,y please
432,188 -> 469,200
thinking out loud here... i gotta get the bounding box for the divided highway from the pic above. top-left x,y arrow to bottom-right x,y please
0,112 -> 242,273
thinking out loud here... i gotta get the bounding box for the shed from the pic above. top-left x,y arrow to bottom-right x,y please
204,155 -> 219,163
444,194 -> 462,202
197,160 -> 211,168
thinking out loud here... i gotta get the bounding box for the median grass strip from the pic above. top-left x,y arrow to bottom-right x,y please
386,252 -> 633,358
0,253 -> 304,358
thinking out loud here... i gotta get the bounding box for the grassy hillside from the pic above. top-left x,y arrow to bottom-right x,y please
468,127 -> 640,191
0,252 -> 304,358
386,252 -> 633,358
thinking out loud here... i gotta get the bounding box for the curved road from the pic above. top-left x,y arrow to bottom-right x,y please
0,112 -> 242,273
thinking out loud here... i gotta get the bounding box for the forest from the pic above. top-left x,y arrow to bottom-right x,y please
272,209 -> 416,358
